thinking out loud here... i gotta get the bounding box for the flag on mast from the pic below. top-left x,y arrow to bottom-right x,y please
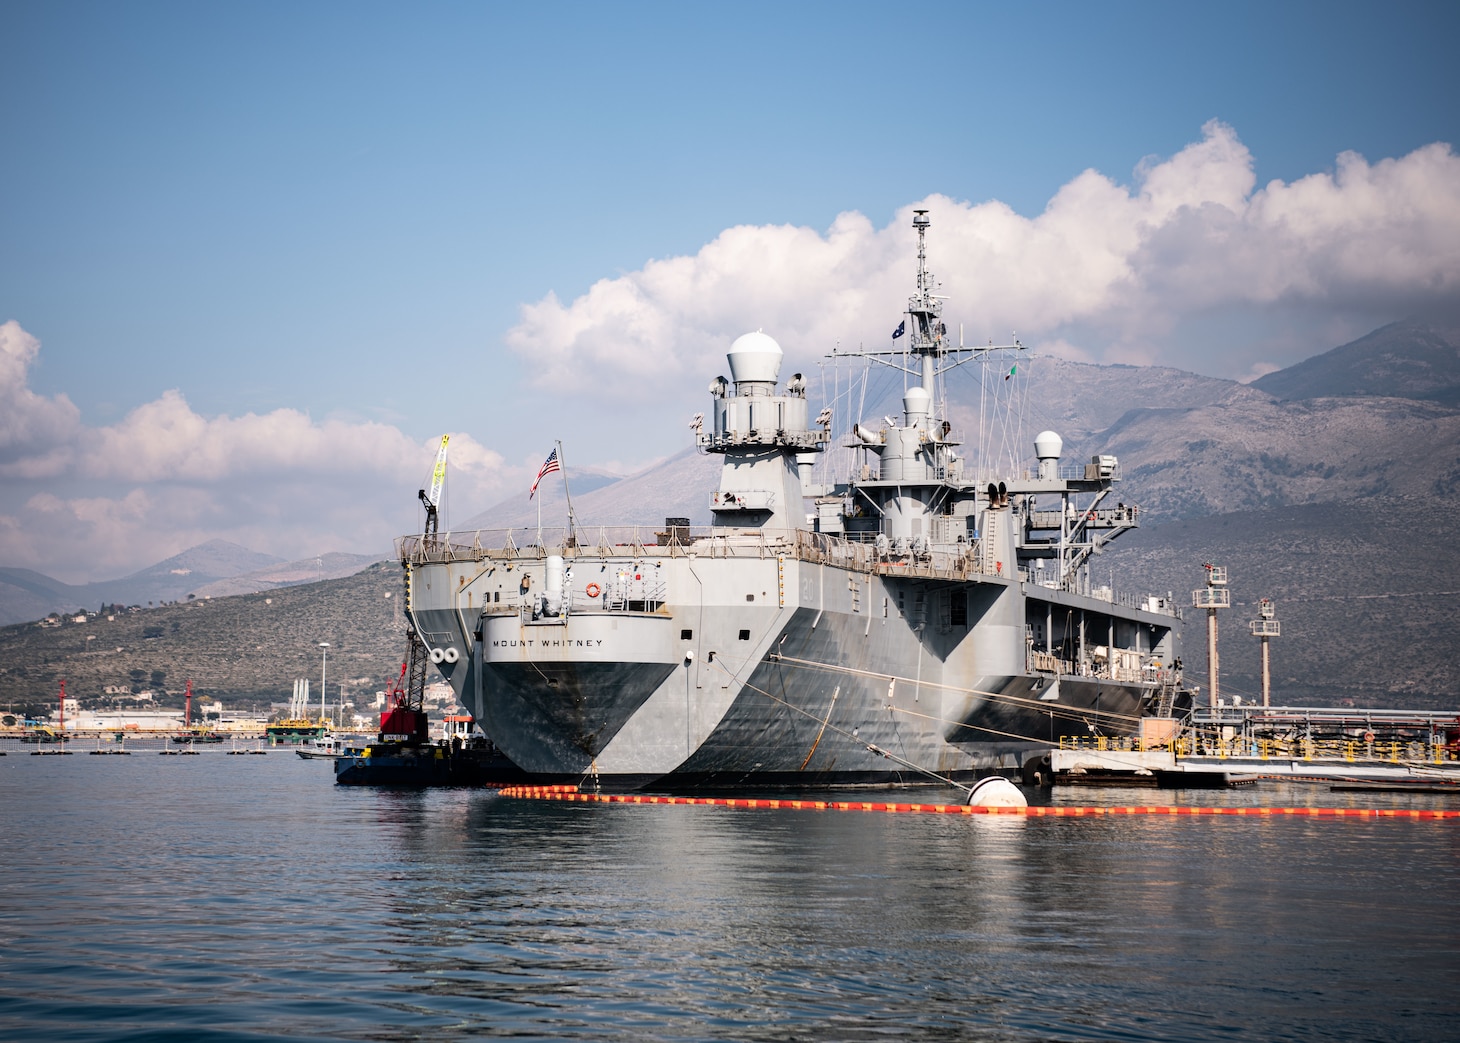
529,448 -> 560,499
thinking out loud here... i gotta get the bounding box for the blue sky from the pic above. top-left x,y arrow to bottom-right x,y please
2,0 -> 1458,580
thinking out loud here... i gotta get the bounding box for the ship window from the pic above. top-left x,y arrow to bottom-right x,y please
681,629 -> 693,640
494,591 -> 500,603
738,629 -> 751,641
745,593 -> 754,602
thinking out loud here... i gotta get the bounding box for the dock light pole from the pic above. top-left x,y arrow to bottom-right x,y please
1192,564 -> 1230,708
318,642 -> 330,727
1249,599 -> 1281,707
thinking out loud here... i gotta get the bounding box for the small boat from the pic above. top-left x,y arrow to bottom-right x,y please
296,734 -> 348,760
171,730 -> 224,744
265,718 -> 330,745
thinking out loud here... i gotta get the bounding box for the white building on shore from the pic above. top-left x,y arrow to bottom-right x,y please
57,708 -> 185,731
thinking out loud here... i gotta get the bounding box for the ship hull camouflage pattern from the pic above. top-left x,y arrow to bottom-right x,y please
403,525 -> 1177,789
401,213 -> 1184,789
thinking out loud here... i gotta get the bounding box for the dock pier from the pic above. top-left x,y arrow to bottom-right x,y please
1036,704 -> 1460,787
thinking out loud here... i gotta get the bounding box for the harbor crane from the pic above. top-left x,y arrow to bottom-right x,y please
378,640 -> 429,745
417,434 -> 450,537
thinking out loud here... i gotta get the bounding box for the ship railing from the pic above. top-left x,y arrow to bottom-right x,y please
516,577 -> 671,621
1026,651 -> 1071,675
1176,736 -> 1456,764
396,528 -> 1176,615
400,526 -> 809,564
1059,734 -> 1184,754
1033,573 -> 1181,618
1028,505 -> 1139,531
1189,704 -> 1460,732
1104,665 -> 1145,683
797,530 -> 1018,581
1056,734 -> 1460,765
1025,652 -> 1163,683
583,576 -> 669,613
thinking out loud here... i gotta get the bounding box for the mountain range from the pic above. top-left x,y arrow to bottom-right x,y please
2,319 -> 1457,711
0,541 -> 380,627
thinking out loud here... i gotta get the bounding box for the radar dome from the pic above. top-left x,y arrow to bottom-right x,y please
903,386 -> 931,422
1034,430 -> 1063,461
727,330 -> 783,385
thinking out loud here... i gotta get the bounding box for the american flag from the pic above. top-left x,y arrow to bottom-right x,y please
529,448 -> 560,499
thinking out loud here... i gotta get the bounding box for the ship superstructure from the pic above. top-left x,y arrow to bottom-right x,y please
399,212 -> 1185,788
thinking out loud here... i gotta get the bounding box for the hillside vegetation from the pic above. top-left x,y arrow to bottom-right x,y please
0,561 -> 406,714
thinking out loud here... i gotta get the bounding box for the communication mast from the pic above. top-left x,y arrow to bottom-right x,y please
1249,598 -> 1281,707
1192,564 -> 1230,707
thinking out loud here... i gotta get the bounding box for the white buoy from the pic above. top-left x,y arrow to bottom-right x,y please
966,776 -> 1028,808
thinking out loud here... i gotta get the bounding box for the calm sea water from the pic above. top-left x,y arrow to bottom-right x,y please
1,745 -> 1457,1042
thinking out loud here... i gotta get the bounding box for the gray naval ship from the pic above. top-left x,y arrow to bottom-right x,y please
400,211 -> 1186,789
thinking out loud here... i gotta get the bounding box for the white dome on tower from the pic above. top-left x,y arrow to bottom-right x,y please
1034,430 -> 1064,461
727,330 -> 783,385
903,386 -> 930,421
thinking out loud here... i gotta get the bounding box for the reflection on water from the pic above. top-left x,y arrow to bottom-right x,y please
0,753 -> 1456,1041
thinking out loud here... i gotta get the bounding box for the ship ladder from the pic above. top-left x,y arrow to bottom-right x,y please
981,511 -> 999,575
1155,681 -> 1177,719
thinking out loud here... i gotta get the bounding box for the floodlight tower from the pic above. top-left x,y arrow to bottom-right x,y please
1249,598 -> 1281,707
318,642 -> 330,726
1192,564 -> 1230,708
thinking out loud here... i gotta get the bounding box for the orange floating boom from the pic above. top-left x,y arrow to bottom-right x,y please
493,786 -> 1460,819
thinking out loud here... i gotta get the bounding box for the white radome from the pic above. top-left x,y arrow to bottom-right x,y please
1034,430 -> 1064,461
727,330 -> 783,384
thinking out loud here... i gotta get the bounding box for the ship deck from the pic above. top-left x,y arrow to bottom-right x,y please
397,525 -> 1182,620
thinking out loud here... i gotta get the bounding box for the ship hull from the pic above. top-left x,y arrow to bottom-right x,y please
403,538 -> 1175,790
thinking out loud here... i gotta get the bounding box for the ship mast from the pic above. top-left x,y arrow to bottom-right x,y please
908,209 -> 944,401
830,210 -> 1020,437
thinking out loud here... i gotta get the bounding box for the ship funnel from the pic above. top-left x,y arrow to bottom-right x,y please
1034,430 -> 1063,479
726,330 -> 783,392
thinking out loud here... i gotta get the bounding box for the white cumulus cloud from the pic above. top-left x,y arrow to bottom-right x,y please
0,320 -> 82,478
505,122 -> 1460,389
0,323 -> 517,581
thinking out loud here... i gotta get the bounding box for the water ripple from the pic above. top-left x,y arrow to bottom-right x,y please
1,754 -> 1456,1041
